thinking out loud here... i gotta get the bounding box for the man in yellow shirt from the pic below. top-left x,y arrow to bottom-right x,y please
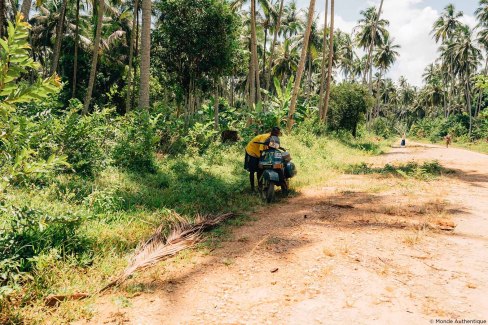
244,127 -> 281,191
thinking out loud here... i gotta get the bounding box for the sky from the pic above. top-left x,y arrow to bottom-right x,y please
294,0 -> 479,86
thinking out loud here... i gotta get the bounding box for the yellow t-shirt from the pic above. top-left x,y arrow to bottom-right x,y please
245,133 -> 271,158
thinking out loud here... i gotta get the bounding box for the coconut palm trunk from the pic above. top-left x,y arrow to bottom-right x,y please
83,0 -> 105,114
466,79 -> 473,137
138,0 -> 151,109
0,0 -> 5,38
251,0 -> 261,105
364,0 -> 384,88
20,0 -> 31,20
131,6 -> 140,109
318,0 -> 329,120
263,27 -> 268,85
287,0 -> 316,132
214,83 -> 219,130
249,0 -> 260,108
126,0 -> 139,113
50,0 -> 68,75
323,0 -> 335,124
72,0 -> 80,98
265,0 -> 284,92
475,56 -> 488,117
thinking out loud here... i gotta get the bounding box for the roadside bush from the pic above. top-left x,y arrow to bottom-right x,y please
112,111 -> 159,173
370,117 -> 393,138
328,83 -> 373,137
59,100 -> 108,176
472,111 -> 488,140
184,122 -> 219,154
0,205 -> 89,292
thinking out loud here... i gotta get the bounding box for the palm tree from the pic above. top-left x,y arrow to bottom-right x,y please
447,25 -> 482,136
0,0 -> 5,38
317,0 -> 329,119
50,0 -> 68,75
265,0 -> 284,91
281,1 -> 304,38
249,0 -> 260,108
373,34 -> 400,117
322,0 -> 334,123
21,0 -> 32,21
432,4 -> 463,44
258,0 -> 275,83
138,0 -> 150,109
475,0 -> 488,116
364,0 -> 384,88
83,0 -> 105,114
287,0 -> 315,131
72,0 -> 80,97
353,6 -> 389,84
126,0 -> 139,112
272,38 -> 299,83
432,4 -> 463,116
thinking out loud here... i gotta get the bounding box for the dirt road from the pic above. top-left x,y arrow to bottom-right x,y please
89,143 -> 488,324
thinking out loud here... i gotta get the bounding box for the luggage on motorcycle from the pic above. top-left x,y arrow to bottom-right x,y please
281,152 -> 291,162
263,169 -> 281,182
284,162 -> 297,178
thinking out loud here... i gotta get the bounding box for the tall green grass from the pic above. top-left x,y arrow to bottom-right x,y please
0,133 -> 389,323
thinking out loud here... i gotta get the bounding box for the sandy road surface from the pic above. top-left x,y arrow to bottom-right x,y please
85,143 -> 488,325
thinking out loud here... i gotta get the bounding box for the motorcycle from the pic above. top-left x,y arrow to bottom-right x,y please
256,139 -> 297,203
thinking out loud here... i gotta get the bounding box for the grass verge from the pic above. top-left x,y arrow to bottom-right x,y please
0,133 -> 390,323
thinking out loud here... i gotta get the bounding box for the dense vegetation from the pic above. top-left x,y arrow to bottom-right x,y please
1,0 -> 488,322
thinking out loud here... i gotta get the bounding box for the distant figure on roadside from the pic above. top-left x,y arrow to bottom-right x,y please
400,133 -> 406,147
445,134 -> 452,148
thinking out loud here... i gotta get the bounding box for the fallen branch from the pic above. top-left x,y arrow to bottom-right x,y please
44,213 -> 234,306
100,212 -> 234,293
44,293 -> 90,307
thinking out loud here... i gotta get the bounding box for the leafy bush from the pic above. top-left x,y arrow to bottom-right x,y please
112,111 -> 159,173
346,160 -> 449,180
59,100 -> 107,176
328,83 -> 373,137
370,117 -> 394,138
410,115 -> 470,142
184,122 -> 219,154
0,205 -> 89,291
0,15 -> 64,191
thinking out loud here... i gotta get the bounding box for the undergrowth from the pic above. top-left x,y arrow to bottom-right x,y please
345,160 -> 452,180
0,133 -> 389,323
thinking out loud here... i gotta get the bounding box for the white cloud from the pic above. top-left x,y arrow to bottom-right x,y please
381,0 -> 440,86
318,12 -> 355,35
460,14 -> 477,29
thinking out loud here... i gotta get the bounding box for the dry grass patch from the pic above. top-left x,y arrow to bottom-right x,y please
322,247 -> 336,257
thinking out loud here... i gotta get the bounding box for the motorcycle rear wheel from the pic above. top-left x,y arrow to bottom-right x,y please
266,182 -> 275,203
260,179 -> 275,203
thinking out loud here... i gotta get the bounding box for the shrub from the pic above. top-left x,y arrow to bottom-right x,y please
112,111 -> 158,173
184,122 -> 219,154
328,83 -> 373,137
0,205 -> 89,291
59,100 -> 107,176
370,117 -> 393,138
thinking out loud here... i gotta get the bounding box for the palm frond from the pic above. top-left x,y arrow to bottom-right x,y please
100,212 -> 234,292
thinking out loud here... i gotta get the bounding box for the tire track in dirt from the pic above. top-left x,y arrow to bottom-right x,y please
83,143 -> 488,324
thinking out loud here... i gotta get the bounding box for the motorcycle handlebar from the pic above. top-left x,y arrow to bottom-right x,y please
253,142 -> 287,151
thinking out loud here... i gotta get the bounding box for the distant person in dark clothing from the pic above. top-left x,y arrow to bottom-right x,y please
401,133 -> 406,147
